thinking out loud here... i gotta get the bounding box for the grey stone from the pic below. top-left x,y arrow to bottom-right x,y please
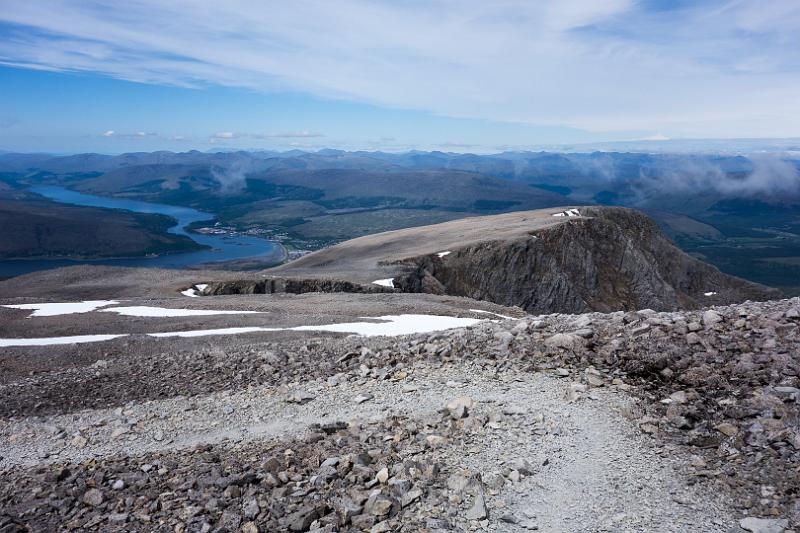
287,390 -> 315,404
466,493 -> 489,520
703,310 -> 723,327
739,517 -> 789,533
544,333 -> 583,351
354,393 -> 374,404
243,497 -> 260,519
285,505 -> 322,532
82,488 -> 104,506
364,492 -> 395,516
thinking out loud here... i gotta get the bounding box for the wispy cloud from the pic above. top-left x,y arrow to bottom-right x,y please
212,131 -> 324,140
636,134 -> 671,142
437,141 -> 481,149
629,154 -> 800,198
100,130 -> 157,139
1,1 -> 799,137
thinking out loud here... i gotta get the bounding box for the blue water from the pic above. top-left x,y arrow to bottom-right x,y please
0,186 -> 285,277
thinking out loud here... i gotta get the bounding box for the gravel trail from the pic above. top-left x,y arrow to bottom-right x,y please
1,362 -> 735,531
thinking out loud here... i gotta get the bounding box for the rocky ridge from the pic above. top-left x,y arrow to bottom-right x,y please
261,207 -> 781,314
392,207 -> 780,313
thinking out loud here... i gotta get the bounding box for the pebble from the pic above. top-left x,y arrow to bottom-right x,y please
354,393 -> 374,404
82,488 -> 104,506
466,493 -> 489,520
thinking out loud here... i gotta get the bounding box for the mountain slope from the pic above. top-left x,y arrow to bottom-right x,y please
270,206 -> 780,313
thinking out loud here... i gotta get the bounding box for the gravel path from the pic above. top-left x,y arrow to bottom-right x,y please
0,362 -> 735,531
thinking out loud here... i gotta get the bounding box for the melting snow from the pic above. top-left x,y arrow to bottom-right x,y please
2,313 -> 482,346
147,314 -> 481,339
149,327 -> 281,338
99,306 -> 260,317
1,300 -> 119,318
552,208 -> 581,217
469,309 -> 518,321
373,278 -> 395,288
704,291 -> 718,296
437,251 -> 451,258
290,314 -> 481,337
181,283 -> 210,297
0,334 -> 127,347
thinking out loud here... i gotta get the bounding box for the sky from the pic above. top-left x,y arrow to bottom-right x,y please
0,0 -> 799,154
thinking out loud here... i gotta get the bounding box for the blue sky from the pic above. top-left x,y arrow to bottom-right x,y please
0,0 -> 799,153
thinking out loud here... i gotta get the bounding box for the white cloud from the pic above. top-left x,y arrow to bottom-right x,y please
1,1 -> 799,137
213,131 -> 324,140
100,130 -> 157,139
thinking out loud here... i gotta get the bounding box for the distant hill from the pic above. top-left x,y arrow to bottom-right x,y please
1,148 -> 799,292
0,193 -> 204,260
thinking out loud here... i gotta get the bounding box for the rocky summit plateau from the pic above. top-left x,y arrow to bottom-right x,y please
0,207 -> 797,533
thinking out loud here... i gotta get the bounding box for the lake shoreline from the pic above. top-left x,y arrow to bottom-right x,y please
0,186 -> 285,278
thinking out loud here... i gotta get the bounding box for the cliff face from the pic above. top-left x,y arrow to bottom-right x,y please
203,277 -> 390,296
392,207 -> 780,314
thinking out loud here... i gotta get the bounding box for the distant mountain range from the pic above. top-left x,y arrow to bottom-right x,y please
1,149 -> 799,293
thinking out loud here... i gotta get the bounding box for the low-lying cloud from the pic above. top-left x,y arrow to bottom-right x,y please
578,153 -> 800,199
638,156 -> 800,198
210,159 -> 255,193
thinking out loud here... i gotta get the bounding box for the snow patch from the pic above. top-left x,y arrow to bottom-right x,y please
469,309 -> 518,321
704,291 -> 718,296
147,314 -> 480,339
2,300 -> 119,318
3,313 -> 481,345
436,251 -> 451,258
149,327 -> 281,338
290,314 -> 481,337
100,306 -> 260,317
373,278 -> 395,288
181,283 -> 210,297
552,208 -> 581,217
0,334 -> 127,347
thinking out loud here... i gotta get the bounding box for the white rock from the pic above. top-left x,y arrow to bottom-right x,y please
702,310 -> 723,327
739,517 -> 789,533
354,393 -> 374,404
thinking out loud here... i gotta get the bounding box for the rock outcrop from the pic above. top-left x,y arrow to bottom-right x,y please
203,277 -> 391,296
270,206 -> 780,314
393,207 -> 779,313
